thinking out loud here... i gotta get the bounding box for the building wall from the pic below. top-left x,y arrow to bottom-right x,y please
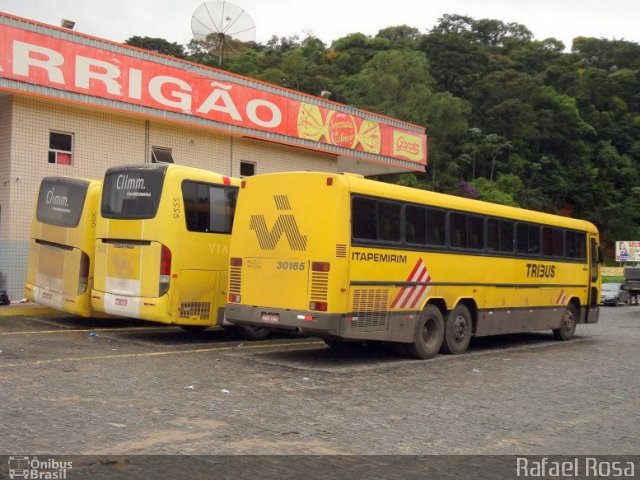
0,95 -> 12,292
3,94 -> 338,300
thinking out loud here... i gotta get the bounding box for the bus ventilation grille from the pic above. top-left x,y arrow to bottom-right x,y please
335,244 -> 347,258
229,266 -> 242,295
310,271 -> 329,301
179,302 -> 211,320
351,289 -> 389,330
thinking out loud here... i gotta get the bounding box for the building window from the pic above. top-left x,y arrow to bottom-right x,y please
240,161 -> 256,177
151,147 -> 174,163
48,131 -> 73,165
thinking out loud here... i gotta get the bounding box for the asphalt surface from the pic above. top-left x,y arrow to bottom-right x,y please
0,305 -> 638,478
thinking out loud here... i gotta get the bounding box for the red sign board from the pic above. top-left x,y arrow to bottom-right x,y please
0,20 -> 427,165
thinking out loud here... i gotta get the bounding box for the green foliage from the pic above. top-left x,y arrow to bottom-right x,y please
125,18 -> 640,257
125,36 -> 185,58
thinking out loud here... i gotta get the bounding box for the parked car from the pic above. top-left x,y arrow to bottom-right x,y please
0,290 -> 10,306
601,283 -> 631,306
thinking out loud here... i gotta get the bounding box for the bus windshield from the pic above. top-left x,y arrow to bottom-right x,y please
101,167 -> 166,219
36,177 -> 89,227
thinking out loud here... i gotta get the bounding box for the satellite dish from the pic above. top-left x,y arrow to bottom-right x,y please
191,1 -> 256,67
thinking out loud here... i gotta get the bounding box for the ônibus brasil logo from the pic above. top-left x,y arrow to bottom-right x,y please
8,456 -> 72,479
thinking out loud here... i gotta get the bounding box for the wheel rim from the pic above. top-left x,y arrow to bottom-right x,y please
422,317 -> 436,345
452,315 -> 468,344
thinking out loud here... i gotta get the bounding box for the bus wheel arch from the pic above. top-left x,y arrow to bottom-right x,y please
441,299 -> 475,355
553,300 -> 579,341
406,303 -> 445,360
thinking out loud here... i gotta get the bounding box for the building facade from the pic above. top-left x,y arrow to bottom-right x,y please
0,12 -> 427,301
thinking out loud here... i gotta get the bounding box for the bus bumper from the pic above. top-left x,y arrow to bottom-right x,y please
225,303 -> 344,337
25,283 -> 93,318
225,304 -> 418,343
91,290 -> 171,323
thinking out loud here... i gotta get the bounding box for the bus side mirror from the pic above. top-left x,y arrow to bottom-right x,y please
597,245 -> 604,264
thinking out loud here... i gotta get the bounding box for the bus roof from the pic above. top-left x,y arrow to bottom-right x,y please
247,171 -> 598,234
104,163 -> 239,186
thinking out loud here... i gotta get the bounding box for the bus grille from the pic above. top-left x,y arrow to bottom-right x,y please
310,271 -> 329,301
350,289 -> 389,330
335,244 -> 347,258
229,265 -> 241,295
179,302 -> 211,320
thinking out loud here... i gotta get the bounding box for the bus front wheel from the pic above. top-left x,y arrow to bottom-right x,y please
441,304 -> 473,355
553,304 -> 577,341
407,305 -> 445,359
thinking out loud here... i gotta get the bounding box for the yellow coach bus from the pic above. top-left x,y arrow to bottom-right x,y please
91,164 -> 269,338
225,172 -> 601,358
25,177 -> 102,317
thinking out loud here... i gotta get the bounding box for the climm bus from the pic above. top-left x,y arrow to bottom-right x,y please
225,172 -> 601,359
91,164 -> 269,337
25,177 -> 102,317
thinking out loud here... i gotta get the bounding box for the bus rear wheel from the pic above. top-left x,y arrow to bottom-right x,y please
441,304 -> 472,355
240,325 -> 271,341
407,305 -> 445,359
553,304 -> 577,341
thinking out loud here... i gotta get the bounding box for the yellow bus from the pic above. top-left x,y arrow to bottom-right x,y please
225,172 -> 601,358
91,164 -> 269,338
25,177 -> 102,317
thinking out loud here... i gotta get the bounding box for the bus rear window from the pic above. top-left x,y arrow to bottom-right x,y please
101,169 -> 165,219
36,178 -> 89,227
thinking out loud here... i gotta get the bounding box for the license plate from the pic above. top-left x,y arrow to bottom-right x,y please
115,298 -> 128,306
261,312 -> 279,323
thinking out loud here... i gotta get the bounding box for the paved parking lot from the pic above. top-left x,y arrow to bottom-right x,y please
0,305 -> 639,460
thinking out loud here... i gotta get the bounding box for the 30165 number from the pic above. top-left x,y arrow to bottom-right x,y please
276,261 -> 305,271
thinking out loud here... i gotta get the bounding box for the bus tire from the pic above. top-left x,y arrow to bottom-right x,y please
441,304 -> 472,355
553,304 -> 578,341
180,325 -> 207,333
241,325 -> 271,341
406,305 -> 445,359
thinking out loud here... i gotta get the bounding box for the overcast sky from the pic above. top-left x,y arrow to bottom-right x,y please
2,0 -> 638,50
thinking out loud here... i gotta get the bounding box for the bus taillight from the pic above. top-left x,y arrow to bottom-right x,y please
309,301 -> 327,311
77,251 -> 90,294
159,244 -> 172,296
311,262 -> 330,272
228,293 -> 241,303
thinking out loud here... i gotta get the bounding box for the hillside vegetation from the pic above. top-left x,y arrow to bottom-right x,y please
126,14 -> 640,248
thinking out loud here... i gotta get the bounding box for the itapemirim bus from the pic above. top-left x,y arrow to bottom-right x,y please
225,172 -> 601,358
91,163 -> 267,335
25,177 -> 102,317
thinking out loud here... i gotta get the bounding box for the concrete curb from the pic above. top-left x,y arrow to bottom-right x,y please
0,303 -> 58,317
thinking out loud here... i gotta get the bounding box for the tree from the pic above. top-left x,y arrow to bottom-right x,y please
125,36 -> 185,58
340,50 -> 434,124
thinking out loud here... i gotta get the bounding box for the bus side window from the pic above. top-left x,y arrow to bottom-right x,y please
352,197 -> 377,241
405,205 -> 426,245
426,209 -> 446,246
450,213 -> 466,248
209,186 -> 235,234
377,201 -> 401,242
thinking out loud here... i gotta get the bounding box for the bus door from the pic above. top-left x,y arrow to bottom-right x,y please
586,235 -> 600,323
